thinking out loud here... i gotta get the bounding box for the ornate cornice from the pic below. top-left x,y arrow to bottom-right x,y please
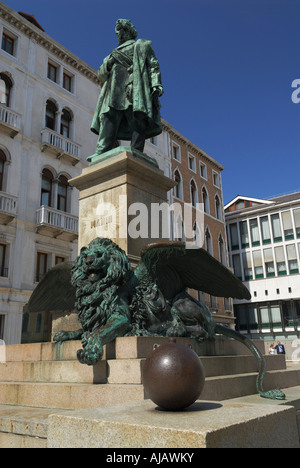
0,2 -> 99,83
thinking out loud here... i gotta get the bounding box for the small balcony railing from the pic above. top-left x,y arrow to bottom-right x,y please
0,104 -> 21,138
41,129 -> 81,165
36,205 -> 78,241
0,191 -> 18,224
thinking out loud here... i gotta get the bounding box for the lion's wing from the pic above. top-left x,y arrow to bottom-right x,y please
25,262 -> 76,313
140,242 -> 251,301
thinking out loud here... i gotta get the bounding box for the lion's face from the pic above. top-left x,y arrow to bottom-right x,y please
80,246 -> 111,284
71,238 -> 131,293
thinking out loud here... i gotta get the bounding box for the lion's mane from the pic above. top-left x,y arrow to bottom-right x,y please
71,238 -> 132,331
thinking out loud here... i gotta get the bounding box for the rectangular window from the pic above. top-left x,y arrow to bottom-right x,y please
188,154 -> 196,172
1,32 -> 14,55
242,252 -> 253,280
263,248 -> 275,277
63,72 -> 73,92
248,305 -> 259,331
0,244 -> 8,277
55,256 -> 65,265
232,254 -> 242,280
0,315 -> 4,340
239,221 -> 249,248
271,306 -> 282,329
260,216 -> 271,244
212,171 -> 220,188
260,306 -> 270,330
294,208 -> 300,238
229,223 -> 239,250
36,252 -> 48,282
282,211 -> 294,240
253,250 -> 264,279
286,244 -> 299,274
250,218 -> 260,246
172,143 -> 181,161
271,214 -> 282,242
48,62 -> 58,83
275,246 -> 287,276
199,162 -> 207,179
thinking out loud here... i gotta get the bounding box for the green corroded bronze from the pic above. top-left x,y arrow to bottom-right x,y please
88,19 -> 163,164
27,238 -> 286,401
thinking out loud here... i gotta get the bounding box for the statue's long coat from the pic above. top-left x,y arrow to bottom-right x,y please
91,39 -> 163,140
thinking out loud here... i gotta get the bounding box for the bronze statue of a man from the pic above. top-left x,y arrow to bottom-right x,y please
89,19 -> 164,160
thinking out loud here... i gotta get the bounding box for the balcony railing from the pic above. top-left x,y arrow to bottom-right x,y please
0,104 -> 21,138
0,191 -> 18,224
41,129 -> 81,165
36,206 -> 78,240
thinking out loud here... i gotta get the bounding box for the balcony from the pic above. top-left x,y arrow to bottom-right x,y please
36,206 -> 78,241
0,191 -> 18,224
41,129 -> 81,166
0,104 -> 21,138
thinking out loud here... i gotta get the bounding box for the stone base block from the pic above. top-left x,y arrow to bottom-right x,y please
47,399 -> 300,448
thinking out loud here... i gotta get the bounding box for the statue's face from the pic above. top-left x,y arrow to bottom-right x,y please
116,24 -> 131,45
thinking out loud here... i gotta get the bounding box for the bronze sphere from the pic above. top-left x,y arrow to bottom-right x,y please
143,339 -> 205,411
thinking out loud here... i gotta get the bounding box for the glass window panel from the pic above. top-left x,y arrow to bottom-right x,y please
239,221 -> 249,247
260,307 -> 270,329
253,250 -> 264,278
271,306 -> 282,328
275,246 -> 286,275
242,252 -> 252,280
236,305 -> 248,331
264,249 -> 275,277
271,214 -> 282,242
229,224 -> 239,250
260,216 -> 271,244
250,219 -> 260,246
232,254 -> 242,279
282,211 -> 294,240
248,305 -> 259,330
294,209 -> 300,238
286,244 -> 299,274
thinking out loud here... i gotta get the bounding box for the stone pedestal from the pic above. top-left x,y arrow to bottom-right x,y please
70,147 -> 175,263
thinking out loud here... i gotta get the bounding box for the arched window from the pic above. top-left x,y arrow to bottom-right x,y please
215,195 -> 222,220
202,187 -> 210,214
60,109 -> 72,138
205,227 -> 213,255
219,234 -> 226,265
0,150 -> 6,191
45,100 -> 57,130
57,175 -> 69,212
41,168 -> 54,207
174,170 -> 183,199
190,180 -> 198,207
0,73 -> 12,107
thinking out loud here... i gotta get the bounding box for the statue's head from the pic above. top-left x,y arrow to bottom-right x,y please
115,19 -> 138,44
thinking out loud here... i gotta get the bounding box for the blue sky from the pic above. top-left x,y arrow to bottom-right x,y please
3,0 -> 300,203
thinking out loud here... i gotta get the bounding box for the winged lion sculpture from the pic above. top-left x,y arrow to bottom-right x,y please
26,237 -> 285,400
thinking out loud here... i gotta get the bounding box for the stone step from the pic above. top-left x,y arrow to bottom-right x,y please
1,383 -> 300,449
0,366 -> 299,410
0,382 -> 145,410
0,360 -> 107,384
0,353 -> 285,385
107,354 -> 286,384
2,336 -> 266,363
46,397 -> 300,448
0,405 -> 75,449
